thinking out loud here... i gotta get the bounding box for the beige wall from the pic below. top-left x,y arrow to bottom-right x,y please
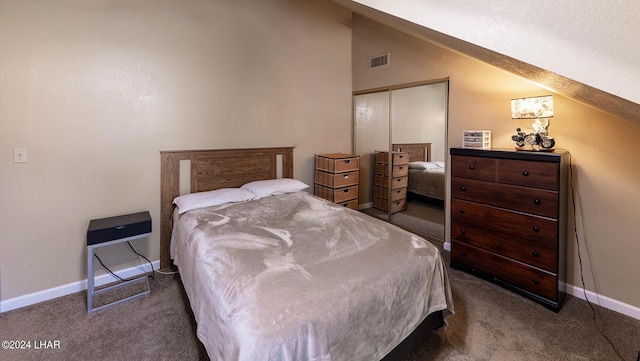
352,15 -> 640,310
0,0 -> 352,301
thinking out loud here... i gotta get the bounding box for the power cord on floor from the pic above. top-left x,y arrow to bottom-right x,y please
562,149 -> 626,361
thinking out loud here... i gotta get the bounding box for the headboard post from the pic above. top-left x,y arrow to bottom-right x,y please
160,152 -> 180,269
159,147 -> 294,269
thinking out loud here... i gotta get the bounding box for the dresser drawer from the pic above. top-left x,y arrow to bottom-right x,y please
373,197 -> 406,214
375,175 -> 408,190
315,155 -> 359,173
452,240 -> 558,301
451,198 -> 558,243
375,151 -> 409,165
315,170 -> 358,188
497,159 -> 559,190
451,177 -> 558,218
337,199 -> 358,210
451,155 -> 496,181
451,222 -> 557,272
314,185 -> 358,204
375,163 -> 409,177
374,186 -> 406,201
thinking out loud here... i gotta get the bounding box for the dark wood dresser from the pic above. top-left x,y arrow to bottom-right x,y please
449,148 -> 568,311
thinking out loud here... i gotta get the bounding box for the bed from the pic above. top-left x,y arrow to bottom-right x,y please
160,147 -> 454,361
393,143 -> 445,203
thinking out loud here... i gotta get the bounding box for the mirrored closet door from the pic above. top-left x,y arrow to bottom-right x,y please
353,80 -> 448,241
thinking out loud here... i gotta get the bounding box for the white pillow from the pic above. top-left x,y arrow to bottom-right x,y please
241,178 -> 309,199
173,188 -> 256,214
409,161 -> 440,170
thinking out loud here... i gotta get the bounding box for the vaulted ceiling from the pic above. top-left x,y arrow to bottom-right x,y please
329,0 -> 640,125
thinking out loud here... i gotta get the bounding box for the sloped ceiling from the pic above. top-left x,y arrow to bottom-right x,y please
330,0 -> 640,125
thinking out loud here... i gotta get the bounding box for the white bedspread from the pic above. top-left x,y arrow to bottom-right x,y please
171,191 -> 453,361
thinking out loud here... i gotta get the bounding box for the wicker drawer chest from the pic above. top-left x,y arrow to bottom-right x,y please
450,148 -> 568,311
314,153 -> 360,210
373,151 -> 409,214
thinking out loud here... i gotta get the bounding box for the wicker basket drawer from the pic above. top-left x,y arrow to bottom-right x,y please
375,151 -> 409,165
373,197 -> 406,214
374,175 -> 408,190
314,184 -> 358,204
374,185 -> 406,201
315,170 -> 358,188
315,154 -> 359,173
337,199 -> 358,210
375,163 -> 409,178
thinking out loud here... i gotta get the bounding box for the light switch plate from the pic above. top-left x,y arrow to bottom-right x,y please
13,147 -> 27,163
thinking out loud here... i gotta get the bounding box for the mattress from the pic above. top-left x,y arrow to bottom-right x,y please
171,191 -> 454,361
408,167 -> 446,201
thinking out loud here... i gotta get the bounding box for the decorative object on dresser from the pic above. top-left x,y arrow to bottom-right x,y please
314,153 -> 360,210
373,151 -> 409,214
450,147 -> 568,312
511,95 -> 556,150
462,130 -> 491,149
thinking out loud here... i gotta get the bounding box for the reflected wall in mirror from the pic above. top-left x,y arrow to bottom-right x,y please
354,81 -> 448,241
354,91 -> 390,219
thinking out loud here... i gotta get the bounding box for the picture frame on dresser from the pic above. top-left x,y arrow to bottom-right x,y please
449,147 -> 568,312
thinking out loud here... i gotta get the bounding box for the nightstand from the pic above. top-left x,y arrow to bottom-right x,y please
314,153 -> 360,210
86,211 -> 152,313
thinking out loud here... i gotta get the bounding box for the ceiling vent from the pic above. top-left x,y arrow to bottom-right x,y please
370,53 -> 389,68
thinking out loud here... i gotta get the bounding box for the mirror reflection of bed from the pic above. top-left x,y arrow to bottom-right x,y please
363,143 -> 445,242
392,142 -> 444,241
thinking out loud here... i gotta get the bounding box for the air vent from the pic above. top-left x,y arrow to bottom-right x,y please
370,53 -> 389,68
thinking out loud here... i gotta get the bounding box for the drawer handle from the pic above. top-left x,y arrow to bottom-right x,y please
460,251 -> 466,256
343,189 -> 349,193
469,165 -> 475,170
522,171 -> 529,176
459,209 -> 465,214
396,190 -> 401,194
533,226 -> 539,232
533,278 -> 540,285
460,186 -> 466,191
344,160 -> 350,164
460,229 -> 466,235
532,251 -> 540,257
534,199 -> 540,205
343,174 -> 349,179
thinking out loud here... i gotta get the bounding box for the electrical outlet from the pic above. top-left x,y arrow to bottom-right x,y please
13,147 -> 27,163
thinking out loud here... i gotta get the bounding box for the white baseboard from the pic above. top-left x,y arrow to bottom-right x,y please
564,283 -> 640,321
0,260 -> 159,313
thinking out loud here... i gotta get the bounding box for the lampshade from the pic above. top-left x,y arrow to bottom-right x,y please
511,95 -> 554,119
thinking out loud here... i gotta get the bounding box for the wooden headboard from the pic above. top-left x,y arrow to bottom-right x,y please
392,143 -> 431,162
159,147 -> 294,268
